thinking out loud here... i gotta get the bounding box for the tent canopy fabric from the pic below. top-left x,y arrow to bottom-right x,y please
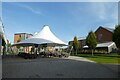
12,25 -> 68,46
12,38 -> 54,46
32,25 -> 67,45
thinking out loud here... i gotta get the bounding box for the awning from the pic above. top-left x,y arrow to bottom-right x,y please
83,42 -> 116,48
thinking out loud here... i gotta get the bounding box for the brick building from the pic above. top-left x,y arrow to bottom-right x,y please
84,26 -> 116,53
14,33 -> 33,43
95,26 -> 114,43
68,37 -> 86,50
14,33 -> 33,53
68,26 -> 116,53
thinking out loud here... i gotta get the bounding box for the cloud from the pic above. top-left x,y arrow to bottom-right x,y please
0,1 -> 2,17
99,15 -> 106,20
118,2 -> 120,24
96,3 -> 117,28
22,5 -> 42,15
89,2 -> 118,23
15,3 -> 42,15
89,3 -> 107,20
103,23 -> 116,29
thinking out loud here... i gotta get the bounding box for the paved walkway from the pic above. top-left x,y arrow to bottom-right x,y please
2,56 -> 119,78
65,56 -> 95,63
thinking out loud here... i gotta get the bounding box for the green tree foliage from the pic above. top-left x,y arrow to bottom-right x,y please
73,36 -> 79,55
17,38 -> 21,49
17,38 -> 21,43
6,40 -> 11,48
113,25 -> 120,51
86,31 -> 97,56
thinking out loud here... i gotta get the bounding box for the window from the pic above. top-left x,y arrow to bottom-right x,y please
98,33 -> 103,42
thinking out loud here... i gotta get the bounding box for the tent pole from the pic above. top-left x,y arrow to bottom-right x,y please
24,47 -> 25,53
38,45 -> 40,54
28,46 -> 29,53
27,47 -> 28,53
26,47 -> 27,53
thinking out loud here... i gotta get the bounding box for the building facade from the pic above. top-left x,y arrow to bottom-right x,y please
68,26 -> 116,53
95,26 -> 114,43
68,37 -> 86,50
14,33 -> 33,43
14,33 -> 33,53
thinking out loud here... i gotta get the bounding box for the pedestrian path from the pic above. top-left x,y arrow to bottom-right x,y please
65,56 -> 96,63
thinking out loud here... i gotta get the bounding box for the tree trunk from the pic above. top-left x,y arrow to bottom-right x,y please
92,49 -> 94,56
17,48 -> 19,53
76,49 -> 77,55
118,48 -> 120,54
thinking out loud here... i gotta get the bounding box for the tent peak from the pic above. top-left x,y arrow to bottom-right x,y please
43,25 -> 50,28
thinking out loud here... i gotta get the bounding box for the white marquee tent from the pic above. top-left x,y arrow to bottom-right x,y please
12,25 -> 67,46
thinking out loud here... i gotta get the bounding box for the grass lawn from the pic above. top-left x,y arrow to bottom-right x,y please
73,53 -> 120,64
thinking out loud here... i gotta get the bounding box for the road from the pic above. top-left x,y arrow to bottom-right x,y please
2,56 -> 119,78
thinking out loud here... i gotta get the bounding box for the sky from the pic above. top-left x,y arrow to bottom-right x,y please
2,2 -> 118,44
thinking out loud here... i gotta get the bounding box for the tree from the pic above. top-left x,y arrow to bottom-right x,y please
86,31 -> 97,56
16,38 -> 21,49
112,25 -> 120,52
73,36 -> 79,55
6,40 -> 11,48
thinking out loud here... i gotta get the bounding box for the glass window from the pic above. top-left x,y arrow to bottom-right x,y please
98,33 -> 103,41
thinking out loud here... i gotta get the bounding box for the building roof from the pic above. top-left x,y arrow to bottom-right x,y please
83,42 -> 115,48
78,37 -> 86,40
97,26 -> 114,33
15,33 -> 33,35
69,37 -> 86,42
103,27 -> 114,33
97,42 -> 115,48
